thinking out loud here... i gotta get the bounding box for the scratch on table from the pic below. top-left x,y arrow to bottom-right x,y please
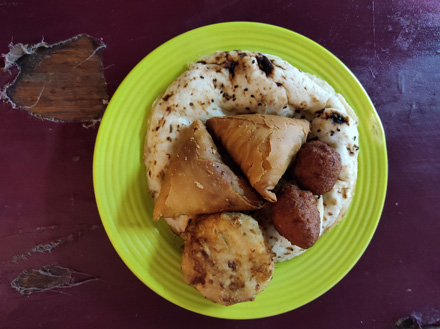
0,1 -> 18,6
9,224 -> 100,263
372,0 -> 377,58
102,63 -> 115,70
408,101 -> 417,120
73,42 -> 106,69
0,225 -> 58,239
82,118 -> 101,129
22,85 -> 45,109
10,265 -> 100,295
398,71 -> 405,94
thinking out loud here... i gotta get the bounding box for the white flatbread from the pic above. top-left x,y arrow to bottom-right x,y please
144,50 -> 359,261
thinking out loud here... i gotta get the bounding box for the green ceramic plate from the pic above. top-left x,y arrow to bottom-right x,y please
93,22 -> 387,319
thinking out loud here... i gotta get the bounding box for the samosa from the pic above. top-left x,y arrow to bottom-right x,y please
153,120 -> 264,231
206,114 -> 310,202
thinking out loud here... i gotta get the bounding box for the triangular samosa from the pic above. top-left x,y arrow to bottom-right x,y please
153,120 -> 264,225
206,114 -> 310,202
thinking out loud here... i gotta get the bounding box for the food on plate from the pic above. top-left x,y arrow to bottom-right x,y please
256,194 -> 324,263
144,50 -> 334,202
292,140 -> 342,195
144,51 -> 359,238
307,103 -> 359,233
143,50 -> 360,304
261,97 -> 360,262
271,184 -> 321,249
181,212 -> 274,305
152,120 -> 264,233
206,114 -> 310,202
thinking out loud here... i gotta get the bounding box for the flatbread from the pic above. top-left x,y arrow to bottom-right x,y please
144,50 -> 359,261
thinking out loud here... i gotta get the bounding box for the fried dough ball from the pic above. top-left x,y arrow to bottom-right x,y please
292,140 -> 342,195
271,184 -> 321,249
181,212 -> 274,306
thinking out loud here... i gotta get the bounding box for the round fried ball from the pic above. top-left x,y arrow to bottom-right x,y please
292,140 -> 342,195
271,184 -> 321,249
181,212 -> 274,306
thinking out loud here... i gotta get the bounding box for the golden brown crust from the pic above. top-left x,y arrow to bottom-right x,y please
206,114 -> 310,202
181,212 -> 274,305
271,184 -> 321,249
153,120 -> 264,225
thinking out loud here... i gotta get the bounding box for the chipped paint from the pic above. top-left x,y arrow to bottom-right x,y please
10,224 -> 100,263
0,34 -> 108,121
10,265 -> 99,295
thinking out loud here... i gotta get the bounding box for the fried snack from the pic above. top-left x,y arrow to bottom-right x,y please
293,140 -> 342,195
152,120 -> 264,232
255,193 -> 324,262
271,184 -> 321,249
307,99 -> 359,232
181,212 -> 274,305
206,114 -> 310,202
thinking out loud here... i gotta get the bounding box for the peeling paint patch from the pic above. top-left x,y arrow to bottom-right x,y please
396,312 -> 440,328
82,118 -> 101,129
11,237 -> 71,263
10,265 -> 99,295
10,224 -> 100,263
1,34 -> 109,122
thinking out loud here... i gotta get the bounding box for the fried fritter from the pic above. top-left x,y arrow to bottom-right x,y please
181,212 -> 274,306
271,184 -> 321,249
292,140 -> 342,195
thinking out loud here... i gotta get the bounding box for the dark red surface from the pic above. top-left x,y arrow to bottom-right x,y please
1,1 -> 439,328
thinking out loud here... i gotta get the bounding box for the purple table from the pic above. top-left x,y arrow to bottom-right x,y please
1,1 -> 439,328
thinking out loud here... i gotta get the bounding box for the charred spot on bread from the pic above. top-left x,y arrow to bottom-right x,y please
227,61 -> 238,77
163,93 -> 173,101
256,53 -> 274,76
330,111 -> 348,124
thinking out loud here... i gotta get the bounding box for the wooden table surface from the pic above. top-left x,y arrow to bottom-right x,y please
1,1 -> 439,328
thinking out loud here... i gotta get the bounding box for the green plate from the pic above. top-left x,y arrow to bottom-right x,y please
93,22 -> 387,319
